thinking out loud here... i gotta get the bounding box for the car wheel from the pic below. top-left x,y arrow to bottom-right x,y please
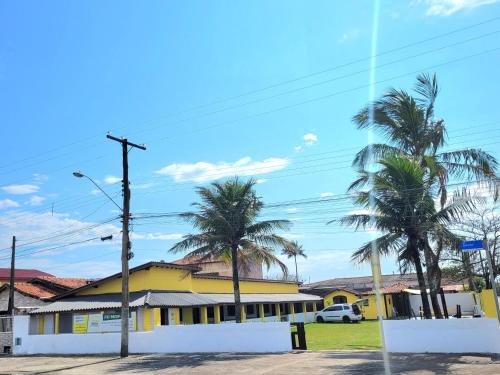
342,316 -> 351,323
316,316 -> 324,323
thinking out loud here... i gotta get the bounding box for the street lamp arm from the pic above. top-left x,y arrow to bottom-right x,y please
74,172 -> 123,212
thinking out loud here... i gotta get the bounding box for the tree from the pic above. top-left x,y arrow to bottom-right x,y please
349,73 -> 497,317
448,207 -> 500,289
169,178 -> 291,323
282,241 -> 307,283
341,156 -> 474,319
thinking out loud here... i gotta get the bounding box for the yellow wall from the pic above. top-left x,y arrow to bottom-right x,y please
76,265 -> 297,296
323,290 -> 359,306
359,294 -> 391,320
191,277 -> 298,294
181,307 -> 193,324
77,267 -> 193,295
480,289 -> 499,319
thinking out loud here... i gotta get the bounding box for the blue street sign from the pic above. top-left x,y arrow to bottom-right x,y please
460,240 -> 484,251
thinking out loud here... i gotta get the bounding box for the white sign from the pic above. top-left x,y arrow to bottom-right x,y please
74,311 -> 136,333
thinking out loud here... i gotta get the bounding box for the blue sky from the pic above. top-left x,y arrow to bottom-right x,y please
0,0 -> 499,280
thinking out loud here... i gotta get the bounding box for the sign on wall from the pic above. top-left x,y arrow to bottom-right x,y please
73,311 -> 136,334
72,315 -> 88,334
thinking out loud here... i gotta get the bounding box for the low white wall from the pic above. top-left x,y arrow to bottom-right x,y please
13,316 -> 292,355
409,292 -> 476,316
384,318 -> 500,354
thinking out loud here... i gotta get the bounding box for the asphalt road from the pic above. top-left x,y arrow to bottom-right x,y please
1,351 -> 499,374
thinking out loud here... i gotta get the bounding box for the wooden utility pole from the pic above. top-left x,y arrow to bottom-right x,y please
107,134 -> 146,358
7,236 -> 16,315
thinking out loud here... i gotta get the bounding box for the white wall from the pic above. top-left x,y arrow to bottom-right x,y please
13,316 -> 292,355
409,292 -> 476,316
384,318 -> 500,354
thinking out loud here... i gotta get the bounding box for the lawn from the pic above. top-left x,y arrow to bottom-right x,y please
295,321 -> 382,350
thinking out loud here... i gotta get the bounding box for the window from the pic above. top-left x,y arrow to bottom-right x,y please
160,308 -> 169,325
332,306 -> 343,311
207,306 -> 215,324
246,304 -> 255,315
245,304 -> 257,318
333,295 -> 347,304
343,305 -> 350,310
264,304 -> 271,316
294,303 -> 303,313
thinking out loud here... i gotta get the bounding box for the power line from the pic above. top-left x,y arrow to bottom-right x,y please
3,16 -> 499,173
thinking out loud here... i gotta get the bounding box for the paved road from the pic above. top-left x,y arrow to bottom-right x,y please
1,351 -> 499,374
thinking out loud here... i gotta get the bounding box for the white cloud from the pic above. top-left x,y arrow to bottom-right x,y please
0,199 -> 19,209
90,189 -> 101,195
423,0 -> 499,16
0,211 -> 120,253
293,145 -> 302,152
320,192 -> 334,197
337,29 -> 360,44
104,175 -> 121,184
33,174 -> 49,183
131,232 -> 184,241
256,179 -> 267,184
26,195 -> 45,206
286,207 -> 299,213
155,156 -> 289,183
1,184 -> 39,195
303,133 -> 318,146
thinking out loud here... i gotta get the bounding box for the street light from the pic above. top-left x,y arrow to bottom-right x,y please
73,170 -> 131,357
73,171 -> 122,211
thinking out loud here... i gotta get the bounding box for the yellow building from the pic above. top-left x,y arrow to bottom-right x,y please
30,261 -> 321,334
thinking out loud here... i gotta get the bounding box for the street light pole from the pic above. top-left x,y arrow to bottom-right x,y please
106,134 -> 146,358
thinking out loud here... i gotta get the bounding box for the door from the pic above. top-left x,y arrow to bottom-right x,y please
329,305 -> 344,321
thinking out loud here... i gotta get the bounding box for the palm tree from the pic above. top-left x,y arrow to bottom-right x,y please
342,156 -> 475,319
169,178 -> 291,323
282,241 -> 307,283
349,73 -> 497,317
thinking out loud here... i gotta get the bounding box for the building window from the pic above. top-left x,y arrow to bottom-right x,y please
160,308 -> 169,325
333,295 -> 348,304
263,304 -> 271,317
294,303 -> 303,313
245,304 -> 257,318
223,305 -> 236,321
306,303 -> 314,312
207,306 -> 215,324
193,307 -> 201,324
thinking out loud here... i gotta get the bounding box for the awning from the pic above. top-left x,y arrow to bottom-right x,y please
31,291 -> 322,314
31,292 -> 149,314
200,293 -> 322,304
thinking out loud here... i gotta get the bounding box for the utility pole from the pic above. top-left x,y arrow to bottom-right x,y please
7,236 -> 16,315
106,134 -> 145,358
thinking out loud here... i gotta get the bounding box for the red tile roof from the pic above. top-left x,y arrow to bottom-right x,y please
441,284 -> 464,292
35,276 -> 93,289
0,268 -> 54,280
14,282 -> 57,300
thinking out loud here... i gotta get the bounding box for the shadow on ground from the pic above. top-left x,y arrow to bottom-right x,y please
315,351 -> 499,374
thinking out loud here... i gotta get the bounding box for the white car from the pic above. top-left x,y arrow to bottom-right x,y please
315,303 -> 363,323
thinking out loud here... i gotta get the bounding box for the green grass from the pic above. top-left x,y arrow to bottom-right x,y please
295,321 -> 382,350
